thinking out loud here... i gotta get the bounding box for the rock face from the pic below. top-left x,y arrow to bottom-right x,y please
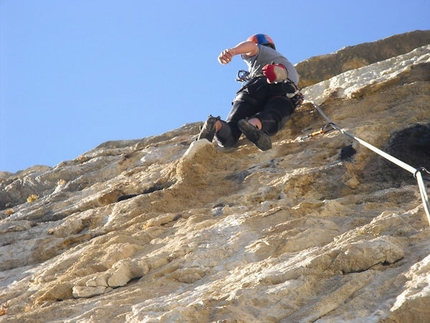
1,31 -> 430,323
296,30 -> 430,88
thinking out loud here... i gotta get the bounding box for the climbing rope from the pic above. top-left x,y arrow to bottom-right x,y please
307,101 -> 430,225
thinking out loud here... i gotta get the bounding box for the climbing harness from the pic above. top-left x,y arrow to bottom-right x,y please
305,101 -> 430,225
284,80 -> 304,107
236,68 -> 304,107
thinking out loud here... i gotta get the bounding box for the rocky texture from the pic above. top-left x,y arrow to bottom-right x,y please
0,32 -> 430,323
296,30 -> 430,88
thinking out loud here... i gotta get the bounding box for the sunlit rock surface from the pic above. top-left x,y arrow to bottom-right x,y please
296,29 -> 430,88
1,31 -> 430,323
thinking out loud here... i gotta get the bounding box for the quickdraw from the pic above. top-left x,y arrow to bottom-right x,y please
236,70 -> 250,82
296,123 -> 336,142
414,167 -> 430,182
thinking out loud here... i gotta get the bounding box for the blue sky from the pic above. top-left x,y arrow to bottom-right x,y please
1,0 -> 429,173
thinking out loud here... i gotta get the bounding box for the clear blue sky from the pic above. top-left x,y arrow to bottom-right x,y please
1,0 -> 429,173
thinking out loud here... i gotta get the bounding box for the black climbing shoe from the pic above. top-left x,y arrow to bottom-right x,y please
198,115 -> 220,142
238,119 -> 272,151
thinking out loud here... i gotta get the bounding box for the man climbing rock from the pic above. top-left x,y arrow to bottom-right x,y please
198,33 -> 302,151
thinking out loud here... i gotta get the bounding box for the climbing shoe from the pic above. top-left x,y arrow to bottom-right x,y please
198,115 -> 220,142
238,119 -> 272,151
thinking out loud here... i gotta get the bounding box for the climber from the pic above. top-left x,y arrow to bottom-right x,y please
198,33 -> 302,151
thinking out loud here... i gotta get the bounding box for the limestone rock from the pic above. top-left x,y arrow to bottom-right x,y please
72,286 -> 107,298
296,30 -> 430,87
1,31 -> 430,323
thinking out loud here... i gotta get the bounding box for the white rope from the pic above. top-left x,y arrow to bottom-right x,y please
310,101 -> 430,225
415,170 -> 430,224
